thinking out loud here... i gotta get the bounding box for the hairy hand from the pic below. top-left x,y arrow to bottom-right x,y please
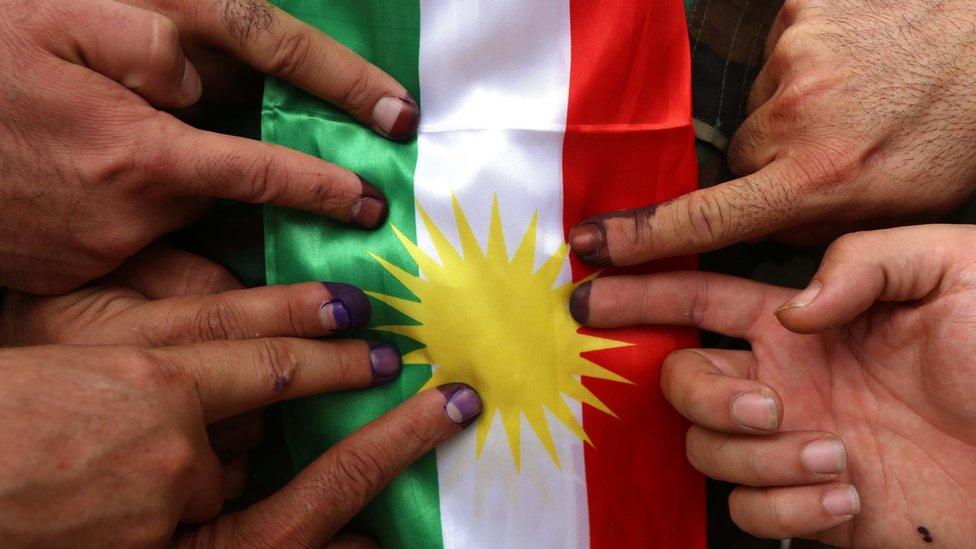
0,0 -> 419,294
568,0 -> 976,265
570,225 -> 976,546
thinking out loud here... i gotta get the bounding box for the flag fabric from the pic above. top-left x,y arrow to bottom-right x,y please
262,1 -> 704,547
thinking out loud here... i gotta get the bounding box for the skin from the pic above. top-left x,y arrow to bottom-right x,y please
0,246 -> 482,546
572,225 -> 976,546
568,0 -> 976,265
0,0 -> 420,295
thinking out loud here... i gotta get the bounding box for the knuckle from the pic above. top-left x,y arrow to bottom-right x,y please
266,31 -> 312,79
193,298 -> 249,341
320,443 -> 388,506
158,430 -> 198,480
253,338 -> 302,395
681,192 -> 727,245
334,65 -> 374,114
240,153 -> 287,204
179,260 -> 237,295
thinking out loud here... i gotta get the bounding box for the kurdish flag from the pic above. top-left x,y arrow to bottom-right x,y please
262,1 -> 704,547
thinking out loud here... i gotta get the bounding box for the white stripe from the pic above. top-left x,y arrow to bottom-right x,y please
415,1 -> 586,547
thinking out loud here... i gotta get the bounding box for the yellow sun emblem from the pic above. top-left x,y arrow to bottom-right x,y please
368,196 -> 630,469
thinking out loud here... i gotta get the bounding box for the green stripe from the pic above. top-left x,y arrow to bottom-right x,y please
262,2 -> 443,547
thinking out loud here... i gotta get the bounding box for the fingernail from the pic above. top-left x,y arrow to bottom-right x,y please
822,485 -> 861,517
802,438 -> 847,475
351,176 -> 389,229
369,342 -> 402,383
731,392 -> 778,432
777,280 -> 822,313
569,281 -> 592,324
437,383 -> 482,427
180,59 -> 202,102
372,95 -> 420,141
569,222 -> 609,264
320,282 -> 371,330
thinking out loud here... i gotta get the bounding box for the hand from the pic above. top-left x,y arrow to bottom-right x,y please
0,340 -> 481,547
569,225 -> 976,546
0,0 -> 419,294
1,243 -> 394,497
568,0 -> 976,265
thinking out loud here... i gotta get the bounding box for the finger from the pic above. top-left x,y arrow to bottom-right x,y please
181,438 -> 225,523
194,0 -> 419,140
727,103 -> 778,176
325,533 -> 380,549
569,272 -> 787,338
135,281 -> 372,344
660,349 -> 784,434
107,245 -> 243,299
774,225 -> 962,334
215,384 -> 482,546
744,63 -> 778,116
687,426 -> 847,486
54,0 -> 201,109
222,457 -> 250,501
153,338 -> 402,423
567,161 -> 816,265
210,409 -> 265,462
158,121 -> 388,228
730,483 -> 861,539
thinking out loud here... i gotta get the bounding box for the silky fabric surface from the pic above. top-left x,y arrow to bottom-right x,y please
263,1 -> 702,547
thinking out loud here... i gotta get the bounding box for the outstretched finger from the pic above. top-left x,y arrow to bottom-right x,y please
134,281 -> 372,343
151,337 -> 403,423
186,384 -> 482,547
188,0 -> 419,140
158,121 -> 388,228
570,271 -> 788,339
567,161 -> 815,266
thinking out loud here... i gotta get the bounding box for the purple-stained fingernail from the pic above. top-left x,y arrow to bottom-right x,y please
350,176 -> 389,229
372,94 -> 420,141
369,342 -> 402,384
569,281 -> 592,324
320,282 -> 371,330
437,383 -> 482,427
569,221 -> 610,264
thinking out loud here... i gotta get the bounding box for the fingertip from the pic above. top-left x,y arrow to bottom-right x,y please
368,342 -> 402,385
350,177 -> 389,229
569,281 -> 592,324
320,283 -> 372,330
436,383 -> 483,428
569,221 -> 610,264
730,391 -> 781,433
371,94 -> 420,141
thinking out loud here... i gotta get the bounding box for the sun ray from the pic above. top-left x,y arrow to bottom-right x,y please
451,195 -> 484,261
369,195 -> 632,468
417,202 -> 463,269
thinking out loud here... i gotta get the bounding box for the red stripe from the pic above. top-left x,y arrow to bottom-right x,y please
562,3 -> 706,548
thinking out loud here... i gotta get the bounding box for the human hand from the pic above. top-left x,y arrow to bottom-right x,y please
568,0 -> 976,265
0,243 -> 396,498
0,0 -> 419,294
569,225 -> 976,546
0,341 -> 480,546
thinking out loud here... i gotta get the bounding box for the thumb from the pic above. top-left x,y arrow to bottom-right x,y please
774,225 -> 960,334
